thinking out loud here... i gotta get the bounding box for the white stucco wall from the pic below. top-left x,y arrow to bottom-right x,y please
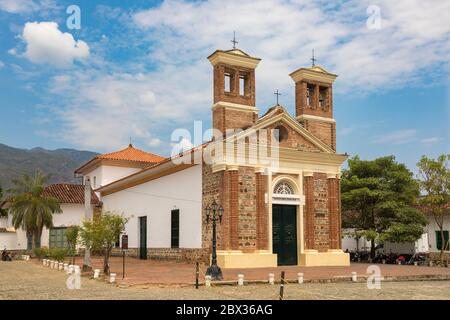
101,165 -> 202,249
0,217 -> 7,228
426,215 -> 450,252
86,165 -> 141,189
342,228 -> 429,254
2,203 -> 91,250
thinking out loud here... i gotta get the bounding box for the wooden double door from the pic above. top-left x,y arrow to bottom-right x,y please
272,204 -> 298,265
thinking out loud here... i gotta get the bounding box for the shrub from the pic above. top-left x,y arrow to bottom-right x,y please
34,247 -> 49,260
49,247 -> 68,262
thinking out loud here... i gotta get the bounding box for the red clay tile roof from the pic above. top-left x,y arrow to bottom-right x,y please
42,184 -> 99,205
96,144 -> 165,163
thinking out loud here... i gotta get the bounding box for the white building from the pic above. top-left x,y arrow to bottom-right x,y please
0,184 -> 99,251
342,217 -> 449,257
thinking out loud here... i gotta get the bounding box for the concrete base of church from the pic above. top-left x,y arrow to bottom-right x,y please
299,249 -> 350,266
216,250 -> 278,268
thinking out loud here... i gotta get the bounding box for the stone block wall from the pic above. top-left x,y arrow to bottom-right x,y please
238,166 -> 257,251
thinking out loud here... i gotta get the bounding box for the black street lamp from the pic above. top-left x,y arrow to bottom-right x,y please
205,199 -> 223,280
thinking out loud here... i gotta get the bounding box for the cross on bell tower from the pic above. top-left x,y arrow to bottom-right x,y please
274,89 -> 281,105
231,31 -> 238,49
311,49 -> 317,66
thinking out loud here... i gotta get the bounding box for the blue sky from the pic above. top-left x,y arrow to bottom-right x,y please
0,0 -> 448,172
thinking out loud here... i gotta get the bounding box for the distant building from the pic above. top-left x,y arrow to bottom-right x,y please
0,184 -> 99,250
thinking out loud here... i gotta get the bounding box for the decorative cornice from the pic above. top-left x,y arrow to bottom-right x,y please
296,114 -> 336,123
326,173 -> 338,179
289,67 -> 337,84
208,50 -> 261,69
303,171 -> 314,177
212,101 -> 259,113
211,163 -> 227,173
227,165 -> 239,171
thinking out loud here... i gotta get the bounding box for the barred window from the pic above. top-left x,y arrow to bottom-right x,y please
274,181 -> 295,195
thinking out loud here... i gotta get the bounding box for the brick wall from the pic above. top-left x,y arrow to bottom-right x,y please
201,163 -> 226,250
213,106 -> 256,133
213,63 -> 255,106
313,173 -> 330,251
302,120 -> 336,151
265,120 -> 321,151
238,166 -> 257,251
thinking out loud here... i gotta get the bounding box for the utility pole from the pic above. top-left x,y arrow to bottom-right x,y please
82,176 -> 92,272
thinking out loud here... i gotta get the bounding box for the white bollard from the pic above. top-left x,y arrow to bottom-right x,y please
351,272 -> 357,282
42,259 -> 46,266
109,273 -> 117,283
49,261 -> 54,269
238,274 -> 244,286
297,272 -> 304,284
429,261 -> 433,267
268,273 -> 275,285
205,275 -> 212,287
59,262 -> 64,270
68,265 -> 74,274
414,261 -> 418,266
94,269 -> 100,279
64,263 -> 68,271
74,265 -> 81,275
53,261 -> 58,269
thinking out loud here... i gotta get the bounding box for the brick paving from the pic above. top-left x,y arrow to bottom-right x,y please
57,256 -> 450,286
1,261 -> 450,300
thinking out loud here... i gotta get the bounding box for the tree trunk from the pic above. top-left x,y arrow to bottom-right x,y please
31,233 -> 36,251
35,228 -> 42,249
103,248 -> 110,275
370,240 -> 376,259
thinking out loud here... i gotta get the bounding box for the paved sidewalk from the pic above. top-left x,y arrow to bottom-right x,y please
50,256 -> 450,286
2,261 -> 450,300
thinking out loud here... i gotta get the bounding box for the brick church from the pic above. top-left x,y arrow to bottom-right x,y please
76,45 -> 349,268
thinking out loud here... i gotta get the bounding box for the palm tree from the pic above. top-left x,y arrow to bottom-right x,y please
8,172 -> 62,250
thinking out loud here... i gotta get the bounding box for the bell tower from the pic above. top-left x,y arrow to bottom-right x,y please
290,64 -> 338,151
207,48 -> 261,133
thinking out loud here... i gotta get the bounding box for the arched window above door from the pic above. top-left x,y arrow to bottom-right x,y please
273,181 -> 295,195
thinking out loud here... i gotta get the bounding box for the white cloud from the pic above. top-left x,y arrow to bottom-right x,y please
0,0 -> 37,13
27,0 -> 450,151
0,0 -> 59,14
8,48 -> 17,56
133,0 -> 450,94
22,22 -> 89,67
148,138 -> 162,147
0,60 -> 4,68
420,137 -> 441,145
45,66 -> 208,150
373,129 -> 417,144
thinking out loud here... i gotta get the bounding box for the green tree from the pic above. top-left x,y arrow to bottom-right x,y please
79,211 -> 128,275
0,185 -> 7,217
417,154 -> 450,263
66,225 -> 80,265
341,156 -> 427,258
8,171 -> 62,250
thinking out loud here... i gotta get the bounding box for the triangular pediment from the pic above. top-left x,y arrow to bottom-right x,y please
223,105 -> 334,153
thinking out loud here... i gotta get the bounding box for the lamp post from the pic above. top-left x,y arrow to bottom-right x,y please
205,199 -> 223,280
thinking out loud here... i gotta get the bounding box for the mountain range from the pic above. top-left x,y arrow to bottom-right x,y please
0,143 -> 98,192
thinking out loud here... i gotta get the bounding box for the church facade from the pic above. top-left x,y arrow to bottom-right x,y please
83,47 -> 349,267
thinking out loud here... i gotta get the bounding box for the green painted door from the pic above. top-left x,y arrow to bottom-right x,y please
139,216 -> 147,260
272,204 -> 297,265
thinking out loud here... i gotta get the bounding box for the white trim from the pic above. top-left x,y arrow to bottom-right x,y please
296,114 -> 336,123
212,101 -> 259,113
208,51 -> 261,69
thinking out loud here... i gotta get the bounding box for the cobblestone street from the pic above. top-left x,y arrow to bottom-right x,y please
1,261 -> 450,300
